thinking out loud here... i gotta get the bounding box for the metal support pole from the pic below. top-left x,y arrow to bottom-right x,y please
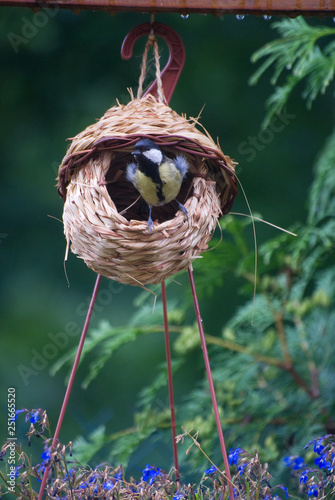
161,281 -> 180,481
188,267 -> 234,499
38,274 -> 102,500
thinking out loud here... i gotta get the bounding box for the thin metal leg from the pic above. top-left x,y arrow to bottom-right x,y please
188,267 -> 234,499
161,281 -> 180,481
38,274 -> 102,500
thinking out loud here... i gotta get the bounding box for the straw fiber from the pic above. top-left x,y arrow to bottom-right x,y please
58,94 -> 237,285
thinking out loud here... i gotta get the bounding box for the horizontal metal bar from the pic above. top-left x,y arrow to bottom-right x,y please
1,0 -> 335,16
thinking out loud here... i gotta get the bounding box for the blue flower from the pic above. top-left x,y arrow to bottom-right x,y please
315,455 -> 330,470
237,462 -> 248,475
14,465 -> 22,477
204,465 -> 217,475
283,456 -> 293,467
11,409 -> 26,422
300,470 -> 309,484
141,465 -> 162,485
283,455 -> 304,469
173,493 -> 184,500
36,465 -> 46,482
313,439 -> 324,455
293,456 -> 305,469
64,467 -> 75,480
229,488 -> 239,499
89,473 -> 99,483
279,485 -> 289,498
103,480 -> 114,491
307,485 -> 319,497
30,411 -> 39,424
41,450 -> 51,463
228,447 -> 242,466
79,482 -> 88,489
326,461 -> 334,473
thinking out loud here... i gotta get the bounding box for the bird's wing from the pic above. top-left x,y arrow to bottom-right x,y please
174,155 -> 189,178
126,162 -> 137,183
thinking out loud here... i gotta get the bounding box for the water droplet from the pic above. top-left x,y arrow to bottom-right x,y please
236,14 -> 245,20
181,14 -> 189,19
263,15 -> 272,20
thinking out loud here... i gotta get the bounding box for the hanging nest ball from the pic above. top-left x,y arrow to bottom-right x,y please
57,94 -> 237,285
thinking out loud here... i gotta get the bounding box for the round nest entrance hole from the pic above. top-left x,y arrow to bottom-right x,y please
101,135 -> 233,226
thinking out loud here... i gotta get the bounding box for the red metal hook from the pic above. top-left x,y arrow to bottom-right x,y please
121,22 -> 185,104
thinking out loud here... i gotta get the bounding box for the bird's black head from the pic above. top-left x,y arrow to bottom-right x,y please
132,139 -> 163,166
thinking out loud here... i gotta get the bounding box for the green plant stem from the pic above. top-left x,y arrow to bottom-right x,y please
183,429 -> 218,471
293,313 -> 320,399
273,310 -> 319,399
205,335 -> 283,367
62,458 -> 75,500
205,333 -> 319,400
273,311 -> 291,367
284,364 -> 318,399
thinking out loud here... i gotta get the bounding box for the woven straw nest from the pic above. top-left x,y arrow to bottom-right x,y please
58,94 -> 238,286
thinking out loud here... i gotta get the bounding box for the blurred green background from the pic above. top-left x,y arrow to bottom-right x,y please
1,7 -> 334,477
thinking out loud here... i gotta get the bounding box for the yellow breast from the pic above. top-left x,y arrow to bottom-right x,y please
133,170 -> 160,206
159,161 -> 183,204
132,160 -> 183,207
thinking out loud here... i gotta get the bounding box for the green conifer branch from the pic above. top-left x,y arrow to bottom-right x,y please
250,17 -> 335,127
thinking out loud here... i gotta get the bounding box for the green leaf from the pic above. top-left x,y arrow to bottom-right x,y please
308,126 -> 335,225
250,16 -> 335,126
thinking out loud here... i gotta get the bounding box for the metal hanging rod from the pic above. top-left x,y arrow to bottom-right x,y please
1,0 -> 335,16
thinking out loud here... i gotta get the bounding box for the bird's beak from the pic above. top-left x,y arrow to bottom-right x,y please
131,150 -> 139,156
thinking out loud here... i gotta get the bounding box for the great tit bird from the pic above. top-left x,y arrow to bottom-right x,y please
126,138 -> 189,232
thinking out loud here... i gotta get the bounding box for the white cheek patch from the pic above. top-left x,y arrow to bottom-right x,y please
143,148 -> 163,164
